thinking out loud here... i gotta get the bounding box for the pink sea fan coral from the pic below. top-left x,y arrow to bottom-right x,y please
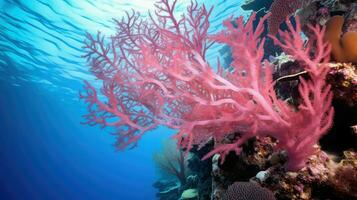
80,0 -> 333,171
202,13 -> 334,171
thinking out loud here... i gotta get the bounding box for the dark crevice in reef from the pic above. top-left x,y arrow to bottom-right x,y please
320,99 -> 357,157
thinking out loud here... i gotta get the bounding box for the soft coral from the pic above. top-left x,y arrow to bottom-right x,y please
81,0 -> 333,171
201,13 -> 334,171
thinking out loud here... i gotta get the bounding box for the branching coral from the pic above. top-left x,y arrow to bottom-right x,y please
81,0 -> 334,171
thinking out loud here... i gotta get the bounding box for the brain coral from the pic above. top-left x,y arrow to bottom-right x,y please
222,182 -> 276,200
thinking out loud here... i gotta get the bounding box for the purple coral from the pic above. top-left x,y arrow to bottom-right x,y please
222,182 -> 276,200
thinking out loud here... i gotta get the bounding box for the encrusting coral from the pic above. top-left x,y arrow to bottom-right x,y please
324,15 -> 357,63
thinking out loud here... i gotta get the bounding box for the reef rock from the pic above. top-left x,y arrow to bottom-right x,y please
330,150 -> 357,198
327,63 -> 357,107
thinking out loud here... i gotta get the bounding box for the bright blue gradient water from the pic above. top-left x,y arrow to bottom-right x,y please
0,0 -> 248,199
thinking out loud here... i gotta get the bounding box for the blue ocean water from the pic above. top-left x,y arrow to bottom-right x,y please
0,1 -> 248,199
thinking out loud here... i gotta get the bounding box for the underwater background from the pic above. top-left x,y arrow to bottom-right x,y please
0,0 -> 248,199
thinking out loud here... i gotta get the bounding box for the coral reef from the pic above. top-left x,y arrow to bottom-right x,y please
211,137 -> 277,200
208,13 -> 334,171
326,63 -> 357,107
261,149 -> 333,200
213,0 -> 357,198
82,0 -> 334,172
206,138 -> 357,200
80,0 -> 357,199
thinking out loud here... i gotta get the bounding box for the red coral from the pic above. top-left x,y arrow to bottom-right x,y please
81,0 -> 333,171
